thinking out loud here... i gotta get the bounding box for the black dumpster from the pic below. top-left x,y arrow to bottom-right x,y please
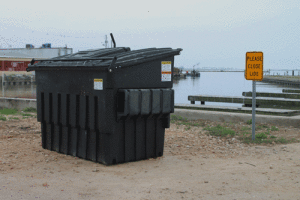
27,47 -> 182,165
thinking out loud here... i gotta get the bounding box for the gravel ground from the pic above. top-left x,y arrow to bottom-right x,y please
0,114 -> 300,199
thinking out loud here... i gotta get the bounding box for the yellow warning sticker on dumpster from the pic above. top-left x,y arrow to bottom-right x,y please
94,79 -> 103,90
161,61 -> 172,82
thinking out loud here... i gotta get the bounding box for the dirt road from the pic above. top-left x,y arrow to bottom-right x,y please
0,115 -> 300,199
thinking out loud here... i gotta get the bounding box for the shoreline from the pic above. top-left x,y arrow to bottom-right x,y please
0,97 -> 299,128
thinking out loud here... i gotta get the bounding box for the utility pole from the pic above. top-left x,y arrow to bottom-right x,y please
105,35 -> 108,48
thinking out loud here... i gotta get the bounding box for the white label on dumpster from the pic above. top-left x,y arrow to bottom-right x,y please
161,61 -> 172,82
94,79 -> 103,90
161,61 -> 171,72
161,72 -> 172,81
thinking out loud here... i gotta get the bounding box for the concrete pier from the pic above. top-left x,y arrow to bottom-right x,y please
242,92 -> 300,99
0,97 -> 36,110
262,76 -> 300,87
188,95 -> 300,107
175,103 -> 300,116
283,89 -> 300,94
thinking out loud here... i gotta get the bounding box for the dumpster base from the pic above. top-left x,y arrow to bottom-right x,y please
41,115 -> 167,165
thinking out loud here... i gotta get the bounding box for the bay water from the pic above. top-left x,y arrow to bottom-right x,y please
174,72 -> 296,107
0,72 -> 297,108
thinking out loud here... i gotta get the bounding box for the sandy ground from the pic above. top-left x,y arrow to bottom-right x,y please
0,115 -> 300,200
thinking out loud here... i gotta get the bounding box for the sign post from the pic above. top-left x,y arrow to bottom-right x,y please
245,52 -> 263,141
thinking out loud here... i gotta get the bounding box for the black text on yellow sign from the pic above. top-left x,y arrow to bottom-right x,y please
245,52 -> 263,81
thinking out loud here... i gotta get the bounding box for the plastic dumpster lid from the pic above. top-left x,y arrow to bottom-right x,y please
26,47 -> 182,72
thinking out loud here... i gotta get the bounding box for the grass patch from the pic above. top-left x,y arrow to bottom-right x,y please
23,107 -> 37,113
185,126 -> 191,131
178,121 -> 204,127
171,115 -> 204,127
21,113 -> 34,117
241,131 -> 250,136
204,124 -> 235,137
8,117 -> 19,120
255,133 -> 268,139
0,115 -> 7,121
241,126 -> 251,131
271,126 -> 279,131
171,115 -> 187,122
171,115 -> 187,123
261,125 -> 269,129
264,131 -> 270,135
242,136 -> 271,144
0,108 -> 18,115
246,119 -> 252,125
277,137 -> 289,144
241,134 -> 294,144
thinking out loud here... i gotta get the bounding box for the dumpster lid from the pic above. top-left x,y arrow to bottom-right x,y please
26,47 -> 182,72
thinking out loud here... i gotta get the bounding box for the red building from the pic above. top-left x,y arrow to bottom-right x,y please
0,45 -> 73,71
0,57 -> 32,71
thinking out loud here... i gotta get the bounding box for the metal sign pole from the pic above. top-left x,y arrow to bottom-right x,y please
2,72 -> 4,97
252,80 -> 256,140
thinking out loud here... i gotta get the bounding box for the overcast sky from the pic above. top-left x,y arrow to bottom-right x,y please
1,0 -> 300,70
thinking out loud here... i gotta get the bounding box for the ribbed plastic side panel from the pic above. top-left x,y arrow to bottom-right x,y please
38,89 -> 172,165
39,92 -> 103,161
100,116 -> 167,165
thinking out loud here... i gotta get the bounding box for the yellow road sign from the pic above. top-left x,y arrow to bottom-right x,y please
245,52 -> 263,81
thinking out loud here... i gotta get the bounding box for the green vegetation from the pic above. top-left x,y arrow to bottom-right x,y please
170,115 -> 297,145
23,107 -> 37,113
255,133 -> 268,139
241,126 -> 251,131
241,133 -> 295,144
0,115 -> 7,121
241,131 -> 250,136
261,125 -> 269,129
8,117 -> 19,120
0,108 -> 18,115
264,131 -> 270,135
277,137 -> 289,144
185,126 -> 191,131
21,113 -> 34,117
0,108 -> 36,118
177,121 -> 204,127
204,124 -> 235,137
170,115 -> 205,127
171,115 -> 187,122
246,119 -> 252,125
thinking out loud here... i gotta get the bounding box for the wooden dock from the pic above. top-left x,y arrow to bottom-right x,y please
242,92 -> 300,99
175,104 -> 300,116
262,76 -> 300,87
188,95 -> 300,107
283,89 -> 300,94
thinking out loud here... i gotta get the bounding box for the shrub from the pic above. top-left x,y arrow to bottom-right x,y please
204,124 -> 235,137
255,133 -> 268,139
23,107 -> 37,113
0,115 -> 6,121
